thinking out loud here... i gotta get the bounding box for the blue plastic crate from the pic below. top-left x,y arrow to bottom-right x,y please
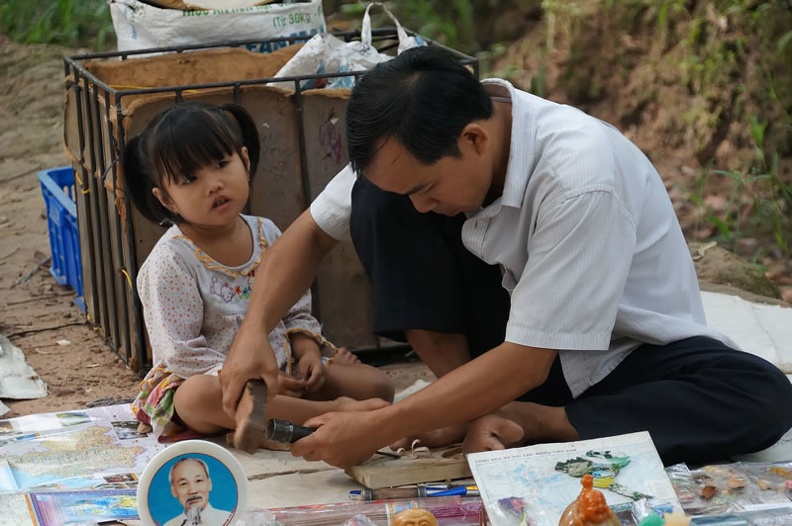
38,166 -> 85,312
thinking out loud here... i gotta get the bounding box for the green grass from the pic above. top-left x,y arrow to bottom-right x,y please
0,0 -> 115,50
690,117 -> 791,256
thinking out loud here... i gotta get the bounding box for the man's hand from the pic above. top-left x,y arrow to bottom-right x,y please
291,400 -> 391,469
220,323 -> 280,420
462,412 -> 524,453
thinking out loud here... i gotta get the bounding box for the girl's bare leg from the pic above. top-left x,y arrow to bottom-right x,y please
173,374 -> 390,435
307,362 -> 395,403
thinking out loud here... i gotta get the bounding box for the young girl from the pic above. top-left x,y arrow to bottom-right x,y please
123,101 -> 394,445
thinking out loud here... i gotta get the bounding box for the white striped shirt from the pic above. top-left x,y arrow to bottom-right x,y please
310,79 -> 728,397
463,79 -> 726,396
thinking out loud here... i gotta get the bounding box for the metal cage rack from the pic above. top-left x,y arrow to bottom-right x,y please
63,29 -> 478,373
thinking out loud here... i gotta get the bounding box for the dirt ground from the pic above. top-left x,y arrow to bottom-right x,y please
0,32 -> 789,419
0,36 -> 150,417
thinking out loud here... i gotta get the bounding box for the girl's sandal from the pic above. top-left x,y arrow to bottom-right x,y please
233,379 -> 268,453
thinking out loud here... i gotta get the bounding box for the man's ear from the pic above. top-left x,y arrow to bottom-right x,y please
460,123 -> 489,156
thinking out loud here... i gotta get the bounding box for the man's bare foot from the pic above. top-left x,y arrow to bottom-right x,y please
463,413 -> 525,453
332,347 -> 361,365
499,401 -> 579,444
233,380 -> 268,453
390,422 -> 466,451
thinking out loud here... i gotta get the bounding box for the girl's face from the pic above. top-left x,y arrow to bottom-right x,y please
153,147 -> 250,229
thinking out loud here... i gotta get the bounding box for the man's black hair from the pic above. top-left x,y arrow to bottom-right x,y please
346,46 -> 493,175
122,101 -> 260,225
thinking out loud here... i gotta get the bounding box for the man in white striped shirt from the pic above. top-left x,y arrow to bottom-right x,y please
221,46 -> 792,469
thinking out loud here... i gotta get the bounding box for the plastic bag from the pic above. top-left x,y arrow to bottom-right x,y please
268,2 -> 425,90
109,0 -> 325,54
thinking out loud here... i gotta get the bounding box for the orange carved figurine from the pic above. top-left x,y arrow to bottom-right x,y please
558,474 -> 622,526
392,508 -> 439,526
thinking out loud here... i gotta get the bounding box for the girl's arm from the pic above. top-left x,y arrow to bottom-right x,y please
281,289 -> 326,345
288,331 -> 325,394
281,290 -> 332,392
138,248 -> 227,378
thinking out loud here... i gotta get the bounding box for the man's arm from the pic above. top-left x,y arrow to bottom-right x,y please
293,341 -> 558,468
382,329 -> 472,449
220,210 -> 340,417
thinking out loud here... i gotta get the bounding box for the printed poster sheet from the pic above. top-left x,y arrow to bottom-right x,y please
467,431 -> 680,526
0,404 -> 166,526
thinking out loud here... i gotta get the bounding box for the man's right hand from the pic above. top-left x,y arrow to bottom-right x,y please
220,322 -> 280,420
219,208 -> 342,420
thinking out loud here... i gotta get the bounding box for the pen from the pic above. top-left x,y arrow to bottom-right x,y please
349,485 -> 479,500
425,485 -> 478,497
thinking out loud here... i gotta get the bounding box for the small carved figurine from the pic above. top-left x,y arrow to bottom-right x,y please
661,509 -> 691,526
558,474 -> 622,526
392,508 -> 439,526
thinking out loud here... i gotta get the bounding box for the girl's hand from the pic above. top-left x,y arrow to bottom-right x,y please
278,371 -> 306,397
297,350 -> 326,394
290,333 -> 326,394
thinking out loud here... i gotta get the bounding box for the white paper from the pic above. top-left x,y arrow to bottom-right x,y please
0,334 -> 47,401
467,431 -> 680,526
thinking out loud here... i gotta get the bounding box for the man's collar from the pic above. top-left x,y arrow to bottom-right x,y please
480,79 -> 527,212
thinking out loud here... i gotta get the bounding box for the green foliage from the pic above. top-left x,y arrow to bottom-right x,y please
530,0 -> 791,256
2,0 -> 789,257
0,0 -> 114,50
366,0 -> 476,53
340,0 -> 519,55
671,2 -> 792,255
691,116 -> 791,255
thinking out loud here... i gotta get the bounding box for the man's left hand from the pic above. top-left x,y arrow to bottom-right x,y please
291,404 -> 390,469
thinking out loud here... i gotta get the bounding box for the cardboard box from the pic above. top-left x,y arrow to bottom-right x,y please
63,34 -> 476,372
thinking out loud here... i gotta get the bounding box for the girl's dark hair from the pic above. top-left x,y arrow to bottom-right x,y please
122,101 -> 260,225
346,46 -> 493,176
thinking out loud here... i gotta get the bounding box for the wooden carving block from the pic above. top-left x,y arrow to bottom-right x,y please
225,431 -> 292,452
345,444 -> 471,489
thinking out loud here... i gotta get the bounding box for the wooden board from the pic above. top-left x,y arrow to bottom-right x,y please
345,444 -> 471,489
225,431 -> 292,452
